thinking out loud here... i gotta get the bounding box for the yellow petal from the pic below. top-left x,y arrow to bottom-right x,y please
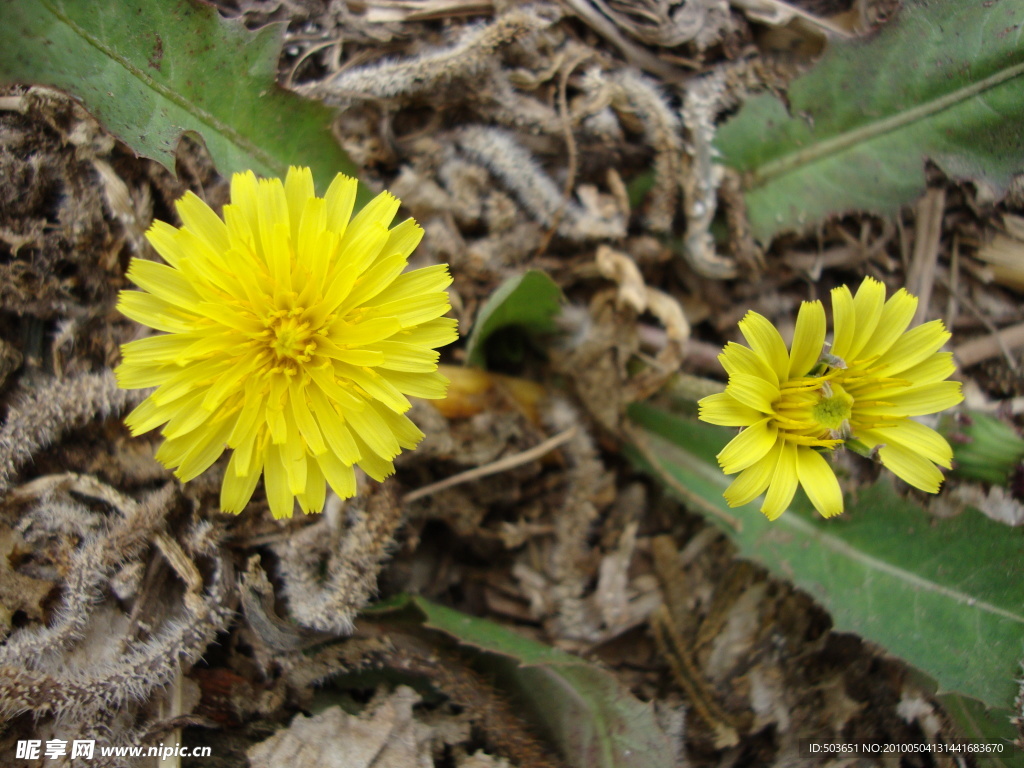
229,171 -> 261,242
308,385 -> 362,465
369,341 -> 440,373
227,381 -> 263,447
162,390 -> 213,439
324,173 -> 359,237
874,320 -> 951,376
319,222 -> 388,313
228,422 -> 263,482
265,220 -> 293,295
220,450 -> 261,514
698,392 -> 763,427
338,253 -> 408,313
870,420 -> 953,468
725,372 -> 779,413
145,219 -> 187,268
175,229 -> 239,296
118,291 -> 199,334
116,362 -> 168,392
336,362 -> 410,413
372,264 -> 453,306
123,395 -> 175,435
859,381 -> 963,417
174,416 -> 233,482
289,381 -> 327,456
884,352 -> 956,394
266,377 -> 289,445
829,285 -> 856,361
879,442 -> 944,493
119,332 -> 200,367
317,341 -> 386,367
297,457 -> 327,515
283,432 -> 308,496
201,356 -> 260,412
147,358 -> 226,406
317,449 -> 358,499
395,317 -> 459,349
126,259 -> 201,309
371,401 -> 425,450
345,397 -> 402,460
353,432 -> 395,481
367,292 -> 451,329
297,195 -> 328,267
723,439 -> 780,507
263,443 -> 296,519
381,369 -> 450,400
223,203 -> 254,252
341,191 -> 400,253
761,440 -> 798,520
196,301 -> 264,334
308,365 -> 367,413
788,300 -> 826,379
256,176 -> 290,265
284,166 -> 315,242
848,277 -> 886,360
858,288 -> 917,360
718,342 -> 778,387
381,218 -> 424,263
796,447 -> 843,518
718,417 -> 778,474
738,311 -> 789,381
328,317 -> 403,348
177,191 -> 230,253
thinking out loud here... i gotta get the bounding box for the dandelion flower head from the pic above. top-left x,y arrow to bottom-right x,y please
698,277 -> 962,520
116,167 -> 458,519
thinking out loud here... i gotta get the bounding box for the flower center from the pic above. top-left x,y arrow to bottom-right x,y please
812,382 -> 853,431
266,309 -> 315,368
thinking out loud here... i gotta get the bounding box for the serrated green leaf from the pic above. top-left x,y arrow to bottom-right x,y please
628,403 -> 1024,711
465,270 -> 563,368
0,0 -> 359,194
716,0 -> 1024,241
939,693 -> 1018,766
373,594 -> 676,768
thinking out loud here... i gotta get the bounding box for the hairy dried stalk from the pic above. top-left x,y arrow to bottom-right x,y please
0,554 -> 235,723
679,70 -> 739,279
383,633 -> 566,768
306,4 -> 561,104
454,125 -> 626,241
274,484 -> 403,635
608,69 -> 684,233
0,371 -> 142,495
0,482 -> 176,669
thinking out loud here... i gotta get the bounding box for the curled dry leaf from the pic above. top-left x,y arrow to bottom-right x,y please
247,686 -> 434,768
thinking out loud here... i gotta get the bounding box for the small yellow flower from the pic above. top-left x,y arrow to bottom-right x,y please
116,167 -> 458,519
699,277 -> 962,520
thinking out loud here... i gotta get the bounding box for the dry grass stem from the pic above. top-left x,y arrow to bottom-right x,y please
404,426 -> 578,503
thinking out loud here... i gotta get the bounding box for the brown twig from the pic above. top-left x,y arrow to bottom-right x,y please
403,426 -> 577,503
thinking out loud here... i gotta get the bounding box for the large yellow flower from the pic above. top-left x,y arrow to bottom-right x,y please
116,167 -> 457,519
699,277 -> 962,520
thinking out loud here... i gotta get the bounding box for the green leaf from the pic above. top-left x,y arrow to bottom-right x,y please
628,403 -> 1024,711
465,270 -> 563,368
0,0 -> 359,194
716,0 -> 1024,241
373,594 -> 676,768
939,693 -> 1018,767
